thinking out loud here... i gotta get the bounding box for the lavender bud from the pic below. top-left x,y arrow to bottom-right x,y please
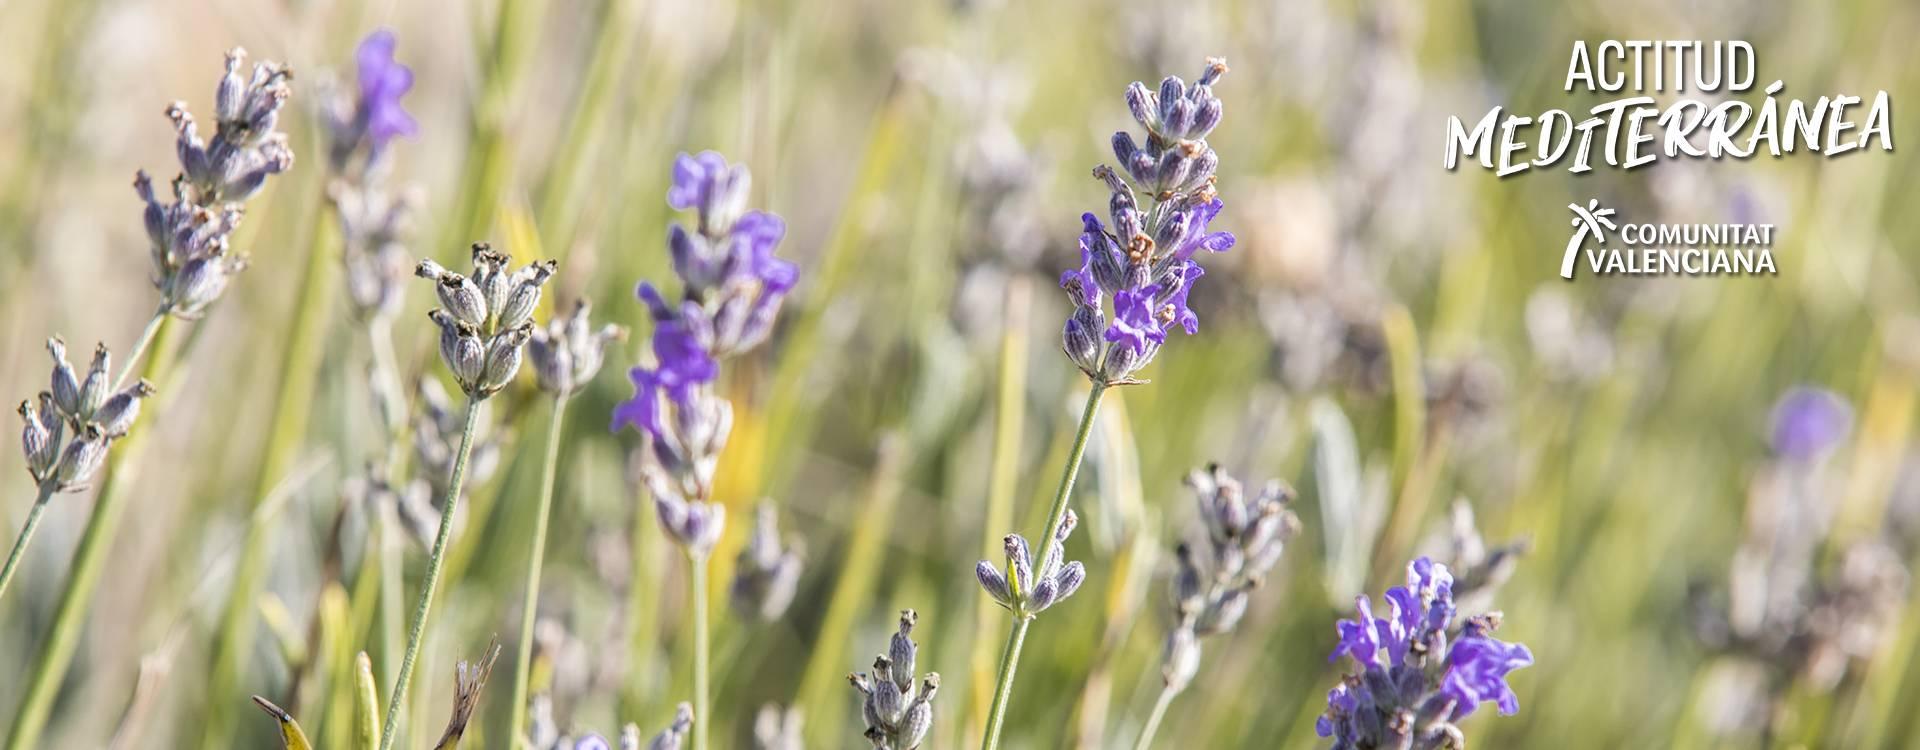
53,426 -> 109,490
1163,97 -> 1196,140
19,400 -> 56,481
1005,534 -> 1033,594
77,343 -> 111,419
1027,577 -> 1059,612
480,325 -> 532,394
1125,81 -> 1158,131
975,561 -> 1011,606
870,656 -> 905,723
215,48 -> 247,123
1156,76 -> 1187,127
1111,131 -> 1140,168
1053,561 -> 1087,603
47,338 -> 80,418
431,310 -> 486,387
496,260 -> 556,331
435,273 -> 488,328
1190,97 -> 1224,140
95,380 -> 156,439
889,610 -> 918,690
1063,308 -> 1104,378
473,244 -> 512,316
1153,149 -> 1193,195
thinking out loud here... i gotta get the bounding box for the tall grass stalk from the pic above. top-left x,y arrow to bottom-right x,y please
204,204 -> 342,748
5,317 -> 175,750
506,392 -> 569,746
0,481 -> 57,603
979,383 -> 1107,750
378,396 -> 483,750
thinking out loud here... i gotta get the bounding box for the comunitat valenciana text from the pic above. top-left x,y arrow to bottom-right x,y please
1444,40 -> 1894,175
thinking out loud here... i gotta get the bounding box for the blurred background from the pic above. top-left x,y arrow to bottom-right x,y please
2,0 -> 1919,747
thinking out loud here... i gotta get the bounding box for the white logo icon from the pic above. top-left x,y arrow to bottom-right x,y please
1562,199 -> 1617,280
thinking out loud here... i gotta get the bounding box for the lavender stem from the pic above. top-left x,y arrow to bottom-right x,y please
0,480 -> 56,603
506,392 -> 569,746
379,396 -> 482,750
980,383 -> 1107,750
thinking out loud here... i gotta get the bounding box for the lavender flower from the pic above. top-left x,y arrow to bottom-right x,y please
1060,59 -> 1234,384
1317,557 -> 1533,749
976,509 -> 1089,619
323,30 -> 418,170
528,299 -> 628,395
848,610 -> 939,750
140,48 -> 294,319
17,339 -> 154,492
1159,466 -> 1300,691
1768,387 -> 1851,462
417,243 -> 556,398
642,151 -> 799,359
731,503 -> 804,620
615,151 -> 798,557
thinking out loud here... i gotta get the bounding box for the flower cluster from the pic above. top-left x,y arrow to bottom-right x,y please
417,243 -> 556,399
17,340 -> 155,492
975,509 -> 1089,619
1160,465 -> 1301,691
529,699 -> 693,750
140,47 -> 294,319
319,30 -> 423,326
848,610 -> 939,750
528,299 -> 627,395
1317,557 -> 1533,749
730,503 -> 804,621
613,152 -> 798,556
1060,58 -> 1234,384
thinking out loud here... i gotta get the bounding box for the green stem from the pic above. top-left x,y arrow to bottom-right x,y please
1133,685 -> 1177,750
378,396 -> 483,750
6,316 -> 174,750
112,306 -> 169,392
0,481 -> 56,604
690,549 -> 711,750
506,392 -> 569,746
979,383 -> 1107,750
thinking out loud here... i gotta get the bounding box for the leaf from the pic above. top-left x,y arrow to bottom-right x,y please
251,696 -> 315,750
354,652 -> 380,750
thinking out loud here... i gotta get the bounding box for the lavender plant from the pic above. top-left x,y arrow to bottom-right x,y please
507,299 -> 626,746
380,243 -> 553,750
977,56 -> 1234,750
613,150 -> 798,750
1135,466 -> 1302,750
731,502 -> 804,620
1316,557 -> 1534,749
1,341 -> 153,601
6,45 -> 294,750
847,610 -> 940,750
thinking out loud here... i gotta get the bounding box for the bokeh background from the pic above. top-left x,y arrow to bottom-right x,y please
3,0 -> 1919,747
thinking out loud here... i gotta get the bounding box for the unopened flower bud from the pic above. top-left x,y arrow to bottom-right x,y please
77,343 -> 111,419
53,426 -> 109,490
48,338 -> 80,418
96,380 -> 156,438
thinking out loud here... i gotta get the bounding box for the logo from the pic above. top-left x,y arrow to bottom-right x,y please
1558,199 -> 1777,280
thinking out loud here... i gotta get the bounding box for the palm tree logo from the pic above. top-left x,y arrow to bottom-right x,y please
1561,199 -> 1618,279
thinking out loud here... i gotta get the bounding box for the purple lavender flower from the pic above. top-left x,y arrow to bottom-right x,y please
1768,386 -> 1851,462
356,30 -> 418,151
1318,557 -> 1533,748
1059,59 -> 1234,384
615,151 -> 796,557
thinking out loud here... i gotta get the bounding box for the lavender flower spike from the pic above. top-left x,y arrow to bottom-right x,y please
1060,58 -> 1234,385
976,509 -> 1089,618
1317,557 -> 1534,749
849,610 -> 940,749
357,30 -> 419,151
